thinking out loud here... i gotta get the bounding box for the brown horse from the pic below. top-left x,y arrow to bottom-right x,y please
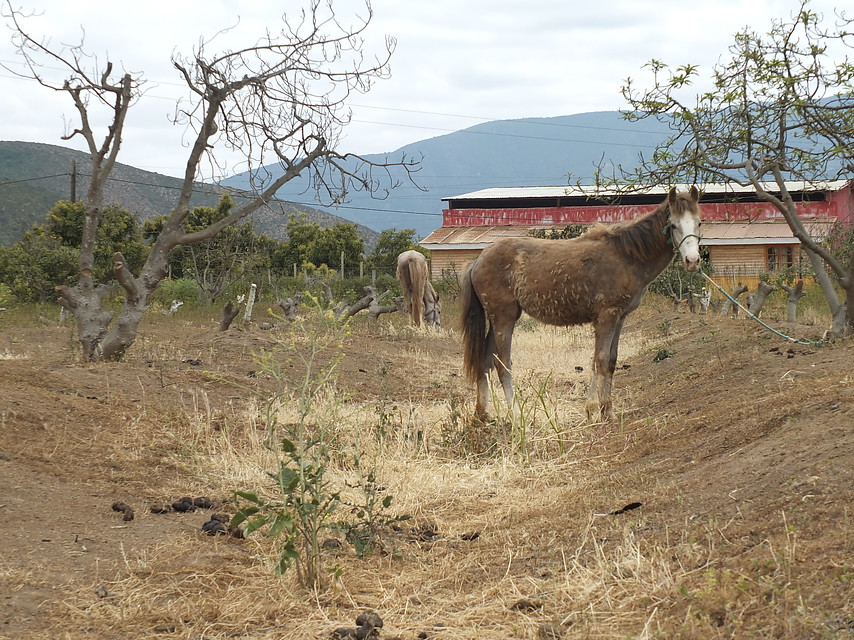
397,250 -> 441,328
460,187 -> 702,421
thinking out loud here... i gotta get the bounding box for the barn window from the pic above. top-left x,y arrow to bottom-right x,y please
766,246 -> 794,271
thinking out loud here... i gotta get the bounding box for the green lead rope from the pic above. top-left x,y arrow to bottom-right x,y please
698,269 -> 825,347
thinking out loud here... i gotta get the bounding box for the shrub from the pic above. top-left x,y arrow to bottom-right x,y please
149,278 -> 203,307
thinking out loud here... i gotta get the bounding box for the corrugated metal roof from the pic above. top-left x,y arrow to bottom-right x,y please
443,180 -> 852,202
701,220 -> 836,245
421,225 -> 535,247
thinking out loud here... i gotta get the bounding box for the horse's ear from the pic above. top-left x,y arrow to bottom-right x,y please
667,187 -> 677,204
689,185 -> 699,201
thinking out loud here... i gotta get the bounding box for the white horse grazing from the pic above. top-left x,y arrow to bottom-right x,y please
396,250 -> 441,328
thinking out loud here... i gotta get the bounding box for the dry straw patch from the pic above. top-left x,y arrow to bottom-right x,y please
56,316 -> 702,638
23,303 -> 847,639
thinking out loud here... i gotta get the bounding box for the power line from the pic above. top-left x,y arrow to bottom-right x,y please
0,173 -> 71,185
349,103 -> 668,136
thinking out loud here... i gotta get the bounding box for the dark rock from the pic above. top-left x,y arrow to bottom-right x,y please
355,610 -> 383,628
609,502 -> 642,516
111,501 -> 134,521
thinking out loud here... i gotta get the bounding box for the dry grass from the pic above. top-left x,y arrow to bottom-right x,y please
4,295 -> 849,639
59,333 -> 651,636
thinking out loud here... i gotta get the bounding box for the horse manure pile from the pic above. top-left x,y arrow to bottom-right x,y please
110,495 -> 241,536
331,610 -> 398,639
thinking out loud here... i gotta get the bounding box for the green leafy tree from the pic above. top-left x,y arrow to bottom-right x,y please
0,201 -> 147,303
45,200 -> 148,280
179,195 -> 267,302
273,214 -> 366,277
615,1 -> 854,334
529,224 -> 587,240
307,223 -> 365,276
274,214 -> 323,273
0,228 -> 78,302
366,227 -> 425,275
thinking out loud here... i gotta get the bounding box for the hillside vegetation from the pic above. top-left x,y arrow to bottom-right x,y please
0,141 -> 379,247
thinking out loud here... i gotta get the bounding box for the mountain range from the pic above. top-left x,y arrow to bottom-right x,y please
221,111 -> 673,237
0,141 -> 380,247
1,111 -> 671,245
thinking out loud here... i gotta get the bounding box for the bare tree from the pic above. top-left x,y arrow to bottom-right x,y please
747,281 -> 776,317
781,279 -> 807,322
720,283 -> 749,317
611,1 -> 854,335
2,0 -> 418,360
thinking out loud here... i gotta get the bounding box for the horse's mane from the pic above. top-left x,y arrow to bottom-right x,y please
584,198 -> 671,263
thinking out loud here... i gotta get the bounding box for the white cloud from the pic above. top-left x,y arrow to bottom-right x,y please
0,0 -> 844,178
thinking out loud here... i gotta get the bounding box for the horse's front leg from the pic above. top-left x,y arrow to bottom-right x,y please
587,312 -> 622,422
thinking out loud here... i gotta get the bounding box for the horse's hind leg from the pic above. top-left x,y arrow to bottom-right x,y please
491,308 -> 521,415
474,327 -> 497,418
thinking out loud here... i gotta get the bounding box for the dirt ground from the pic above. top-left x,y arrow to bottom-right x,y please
0,301 -> 851,639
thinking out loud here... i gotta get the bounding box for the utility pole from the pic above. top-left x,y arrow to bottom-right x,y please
70,160 -> 77,202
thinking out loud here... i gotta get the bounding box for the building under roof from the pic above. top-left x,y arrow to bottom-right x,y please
421,180 -> 854,286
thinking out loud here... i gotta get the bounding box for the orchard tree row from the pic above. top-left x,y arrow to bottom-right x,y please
0,195 -> 424,304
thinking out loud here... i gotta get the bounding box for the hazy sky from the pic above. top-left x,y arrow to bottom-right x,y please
0,0 -> 844,180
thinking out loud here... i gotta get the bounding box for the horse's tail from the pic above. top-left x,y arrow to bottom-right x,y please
408,258 -> 425,327
460,261 -> 488,384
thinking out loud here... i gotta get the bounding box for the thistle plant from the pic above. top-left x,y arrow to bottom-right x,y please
232,295 -> 350,589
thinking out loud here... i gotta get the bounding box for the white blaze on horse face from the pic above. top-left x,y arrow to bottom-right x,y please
673,214 -> 702,272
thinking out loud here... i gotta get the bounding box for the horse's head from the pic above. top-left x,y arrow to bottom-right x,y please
424,294 -> 442,329
667,186 -> 702,272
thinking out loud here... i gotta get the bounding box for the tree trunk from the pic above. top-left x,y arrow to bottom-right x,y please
780,280 -> 805,323
58,250 -> 157,361
322,283 -> 334,305
56,281 -> 113,360
843,246 -> 854,336
368,295 -> 404,320
719,283 -> 748,317
277,294 -> 303,322
802,246 -> 848,336
336,285 -> 377,320
747,281 -> 775,317
219,301 -> 240,331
